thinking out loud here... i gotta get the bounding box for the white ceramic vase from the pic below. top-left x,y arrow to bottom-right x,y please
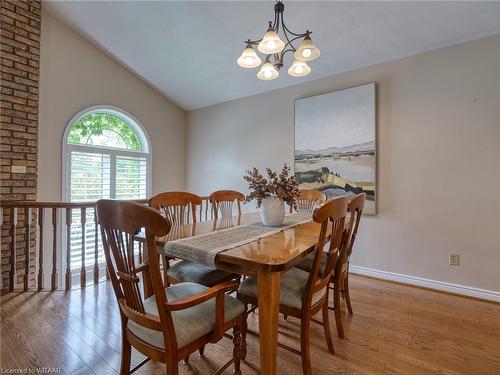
260,196 -> 285,226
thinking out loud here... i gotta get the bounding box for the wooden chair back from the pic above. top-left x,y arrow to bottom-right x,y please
96,200 -> 172,343
213,215 -> 242,231
304,196 -> 348,307
295,189 -> 327,213
209,190 -> 245,220
149,192 -> 202,225
336,193 -> 365,278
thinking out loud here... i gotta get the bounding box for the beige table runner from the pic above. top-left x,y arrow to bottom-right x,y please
164,213 -> 312,267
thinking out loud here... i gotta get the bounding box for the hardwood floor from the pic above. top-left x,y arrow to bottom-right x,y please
1,275 -> 499,374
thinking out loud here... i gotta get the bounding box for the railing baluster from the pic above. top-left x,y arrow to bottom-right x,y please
51,207 -> 58,290
65,208 -> 72,290
0,198 -> 163,294
23,207 -> 32,291
9,208 -> 18,292
80,207 -> 86,287
93,209 -> 99,285
205,198 -> 208,221
138,241 -> 143,264
38,207 -> 44,291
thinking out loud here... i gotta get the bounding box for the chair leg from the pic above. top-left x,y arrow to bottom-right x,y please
321,301 -> 335,354
199,345 -> 205,356
344,274 -> 353,314
300,316 -> 312,375
166,359 -> 178,375
232,318 -> 243,375
241,314 -> 248,361
120,334 -> 132,375
333,280 -> 344,338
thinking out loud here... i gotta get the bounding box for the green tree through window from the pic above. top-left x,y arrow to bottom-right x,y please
67,112 -> 142,151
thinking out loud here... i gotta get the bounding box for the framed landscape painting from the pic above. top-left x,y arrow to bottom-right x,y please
294,83 -> 376,214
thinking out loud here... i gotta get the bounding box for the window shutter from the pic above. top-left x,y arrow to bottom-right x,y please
68,151 -> 147,272
115,155 -> 148,199
70,151 -> 111,201
69,151 -> 111,270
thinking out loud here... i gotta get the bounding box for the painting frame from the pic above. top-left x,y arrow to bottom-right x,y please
294,82 -> 377,215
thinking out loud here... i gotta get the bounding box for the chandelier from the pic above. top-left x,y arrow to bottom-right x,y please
237,0 -> 320,80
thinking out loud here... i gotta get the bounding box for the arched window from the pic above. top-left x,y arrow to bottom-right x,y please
63,106 -> 151,274
63,106 -> 151,201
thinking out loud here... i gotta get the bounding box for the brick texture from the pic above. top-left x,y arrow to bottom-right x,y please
1,0 -> 41,292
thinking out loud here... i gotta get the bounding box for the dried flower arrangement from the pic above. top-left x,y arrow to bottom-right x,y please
243,163 -> 300,210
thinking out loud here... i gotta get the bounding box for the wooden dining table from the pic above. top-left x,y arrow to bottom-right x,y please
137,211 -> 326,375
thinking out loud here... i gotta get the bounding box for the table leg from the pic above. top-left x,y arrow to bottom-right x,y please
257,269 -> 281,375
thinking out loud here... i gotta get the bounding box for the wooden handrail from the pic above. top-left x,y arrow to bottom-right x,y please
0,196 -> 213,294
0,199 -> 149,208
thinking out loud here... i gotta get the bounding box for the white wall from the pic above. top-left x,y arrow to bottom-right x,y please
186,35 -> 500,293
39,10 -> 186,201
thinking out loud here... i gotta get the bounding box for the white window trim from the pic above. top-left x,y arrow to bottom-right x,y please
62,105 -> 152,201
61,106 -> 152,276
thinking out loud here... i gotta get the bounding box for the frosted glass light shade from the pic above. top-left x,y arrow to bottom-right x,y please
237,46 -> 262,68
294,35 -> 320,61
257,61 -> 279,80
258,29 -> 285,54
288,60 -> 311,77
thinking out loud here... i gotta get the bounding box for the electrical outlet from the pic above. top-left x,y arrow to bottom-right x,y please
449,254 -> 460,266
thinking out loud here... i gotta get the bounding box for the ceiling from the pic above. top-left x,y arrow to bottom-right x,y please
44,1 -> 500,110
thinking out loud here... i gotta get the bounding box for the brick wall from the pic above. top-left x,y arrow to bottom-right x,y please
0,0 -> 41,292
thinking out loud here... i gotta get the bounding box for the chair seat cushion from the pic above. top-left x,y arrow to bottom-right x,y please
127,282 -> 245,349
238,268 -> 326,310
167,260 -> 238,287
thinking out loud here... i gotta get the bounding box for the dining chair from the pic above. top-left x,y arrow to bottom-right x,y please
149,191 -> 201,225
210,190 -> 245,220
96,199 -> 246,375
237,196 -> 348,375
331,193 -> 365,338
149,192 -> 238,287
295,189 -> 327,213
295,193 -> 365,338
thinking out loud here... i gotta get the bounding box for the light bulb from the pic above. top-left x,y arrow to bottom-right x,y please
288,59 -> 311,77
257,61 -> 279,80
237,45 -> 262,68
294,35 -> 320,61
302,48 -> 312,58
258,28 -> 285,54
266,40 -> 276,50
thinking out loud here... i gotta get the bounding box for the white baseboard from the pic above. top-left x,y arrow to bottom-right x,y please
349,265 -> 500,303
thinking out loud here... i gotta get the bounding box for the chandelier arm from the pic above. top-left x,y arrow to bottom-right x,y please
280,48 -> 296,60
245,38 -> 262,45
281,16 -> 309,38
272,9 -> 278,30
280,19 -> 294,47
281,34 -> 305,52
